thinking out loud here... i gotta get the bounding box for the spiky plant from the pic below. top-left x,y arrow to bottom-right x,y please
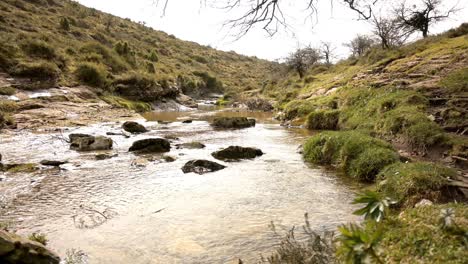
352,191 -> 395,222
337,224 -> 383,264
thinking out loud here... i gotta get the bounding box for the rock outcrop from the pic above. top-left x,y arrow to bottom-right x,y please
122,121 -> 147,134
129,138 -> 171,153
69,134 -> 113,151
0,230 -> 60,264
212,146 -> 263,161
211,117 -> 255,129
181,160 -> 226,174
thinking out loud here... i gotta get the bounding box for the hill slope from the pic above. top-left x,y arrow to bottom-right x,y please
0,0 -> 276,104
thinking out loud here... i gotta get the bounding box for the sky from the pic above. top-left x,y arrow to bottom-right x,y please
76,0 -> 468,61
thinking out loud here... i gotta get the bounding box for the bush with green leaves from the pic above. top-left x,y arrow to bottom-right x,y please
80,42 -> 127,73
74,62 -> 108,87
337,224 -> 383,264
147,50 -> 159,62
352,191 -> 396,222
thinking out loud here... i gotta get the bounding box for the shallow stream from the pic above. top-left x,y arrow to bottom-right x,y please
0,108 -> 358,263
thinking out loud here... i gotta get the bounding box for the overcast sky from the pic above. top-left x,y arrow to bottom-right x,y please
76,0 -> 467,61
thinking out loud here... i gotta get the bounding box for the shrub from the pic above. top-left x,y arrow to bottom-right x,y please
377,162 -> 455,205
20,39 -> 56,59
12,62 -> 59,80
59,17 -> 70,31
0,42 -> 18,70
306,110 -> 340,130
193,71 -> 223,92
74,63 -> 108,87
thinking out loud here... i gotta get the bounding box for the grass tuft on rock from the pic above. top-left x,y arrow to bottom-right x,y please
377,162 -> 455,205
303,131 -> 398,182
306,110 -> 340,130
100,94 -> 151,113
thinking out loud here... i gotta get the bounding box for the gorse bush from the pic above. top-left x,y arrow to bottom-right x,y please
59,17 -> 70,31
74,62 -> 108,87
12,61 -> 59,80
147,50 -> 159,62
20,39 -> 56,59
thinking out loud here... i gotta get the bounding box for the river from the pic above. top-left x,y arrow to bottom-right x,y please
0,107 -> 358,263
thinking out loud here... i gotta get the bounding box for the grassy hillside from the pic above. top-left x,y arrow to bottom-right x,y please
259,25 -> 468,263
262,24 -> 468,163
0,0 -> 276,101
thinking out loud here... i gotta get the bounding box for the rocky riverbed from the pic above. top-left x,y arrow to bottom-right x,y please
1,104 -> 359,263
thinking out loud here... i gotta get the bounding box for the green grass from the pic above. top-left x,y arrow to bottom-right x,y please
370,204 -> 468,263
303,131 -> 398,182
0,0 -> 275,97
377,162 -> 455,206
439,67 -> 468,93
100,94 -> 152,113
306,110 -> 340,130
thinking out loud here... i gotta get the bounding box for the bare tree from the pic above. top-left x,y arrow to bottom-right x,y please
286,46 -> 322,78
345,35 -> 375,57
153,0 -> 382,37
371,15 -> 409,49
394,0 -> 459,38
320,42 -> 336,65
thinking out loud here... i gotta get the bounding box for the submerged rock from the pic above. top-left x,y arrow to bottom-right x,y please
95,153 -> 118,160
69,134 -> 113,151
176,142 -> 206,149
2,163 -> 39,173
211,117 -> 255,129
181,160 -> 226,174
182,119 -> 193,124
212,146 -> 263,161
122,121 -> 147,133
129,138 -> 171,153
0,230 -> 60,264
40,160 -> 67,166
162,155 -> 176,162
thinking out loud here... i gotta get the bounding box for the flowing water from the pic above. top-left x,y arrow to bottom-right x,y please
0,107 -> 359,263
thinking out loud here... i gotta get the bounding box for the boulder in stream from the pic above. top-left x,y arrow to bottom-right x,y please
211,117 -> 255,129
129,138 -> 171,153
182,119 -> 193,124
0,230 -> 60,264
212,146 -> 263,161
181,160 -> 226,174
122,121 -> 147,134
40,160 -> 67,167
176,142 -> 206,149
69,134 -> 113,151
